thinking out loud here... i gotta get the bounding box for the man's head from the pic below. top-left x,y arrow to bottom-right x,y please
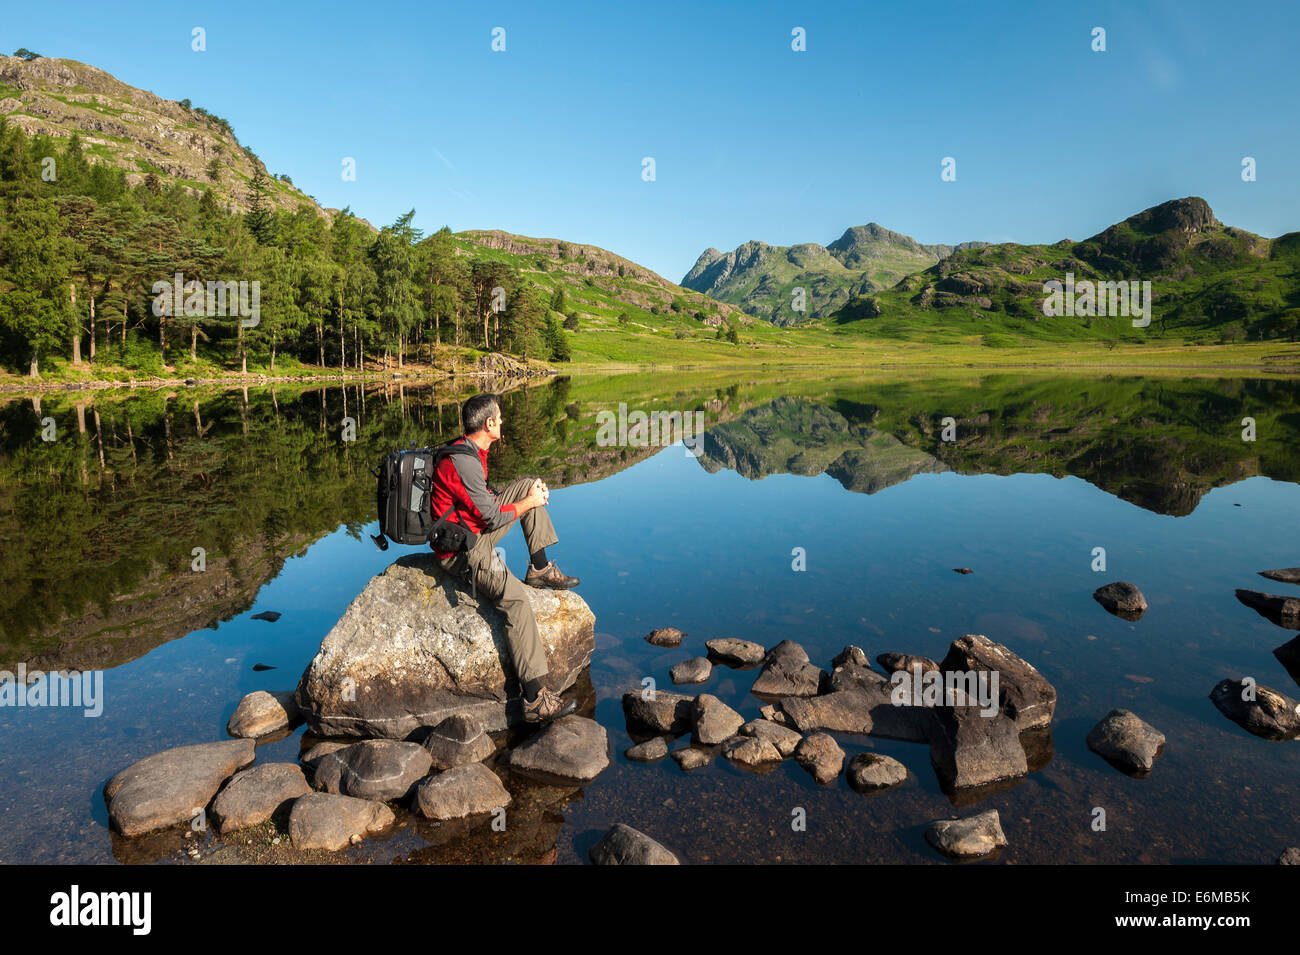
462,393 -> 503,445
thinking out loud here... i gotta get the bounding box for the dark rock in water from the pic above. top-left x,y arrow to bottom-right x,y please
670,657 -> 713,685
876,653 -> 939,675
645,627 -> 686,647
1086,709 -> 1166,774
739,718 -> 802,757
251,611 -> 282,622
751,640 -> 826,698
625,737 -> 669,762
929,705 -> 1028,792
831,646 -> 869,668
589,823 -> 680,865
622,689 -> 694,734
940,633 -> 1057,730
1278,847 -> 1300,865
506,714 -> 610,783
294,555 -> 595,738
312,740 -> 433,801
705,638 -> 765,666
288,792 -> 393,851
421,714 -> 494,770
251,663 -> 276,672
1093,581 -> 1148,620
721,733 -> 783,768
953,568 -> 974,575
846,752 -> 908,792
692,694 -> 744,745
793,733 -> 845,784
670,746 -> 713,771
415,763 -> 511,820
210,763 -> 311,834
105,739 -> 256,837
1260,568 -> 1300,586
1235,589 -> 1300,629
925,809 -> 1007,859
1208,678 -> 1300,740
1272,635 -> 1300,685
227,689 -> 300,739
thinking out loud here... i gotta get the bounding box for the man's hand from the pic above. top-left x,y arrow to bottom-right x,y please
517,478 -> 549,516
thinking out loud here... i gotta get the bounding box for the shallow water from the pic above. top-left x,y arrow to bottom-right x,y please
2,372 -> 1299,864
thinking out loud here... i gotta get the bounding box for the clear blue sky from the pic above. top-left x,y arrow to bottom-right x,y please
9,0 -> 1298,281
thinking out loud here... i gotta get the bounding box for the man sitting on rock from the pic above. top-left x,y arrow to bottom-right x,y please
430,393 -> 581,723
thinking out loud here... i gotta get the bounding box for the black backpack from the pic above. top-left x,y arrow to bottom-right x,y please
371,441 -> 480,552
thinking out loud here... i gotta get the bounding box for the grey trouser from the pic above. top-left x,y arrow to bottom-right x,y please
437,475 -> 558,685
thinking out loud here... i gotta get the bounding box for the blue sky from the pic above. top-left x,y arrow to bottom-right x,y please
9,0 -> 1298,280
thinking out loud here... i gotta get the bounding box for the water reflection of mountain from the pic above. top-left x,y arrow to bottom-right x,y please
696,396 -> 947,493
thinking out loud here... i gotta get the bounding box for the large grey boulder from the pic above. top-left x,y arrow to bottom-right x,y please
751,640 -> 826,698
1086,709 -> 1166,773
288,792 -> 394,851
210,763 -> 311,833
623,689 -> 695,734
415,763 -> 512,820
939,634 -> 1056,730
1209,679 -> 1300,740
589,823 -> 680,865
506,715 -> 610,783
295,555 -> 595,738
311,740 -> 433,801
105,739 -> 255,837
227,690 -> 301,739
421,714 -> 495,770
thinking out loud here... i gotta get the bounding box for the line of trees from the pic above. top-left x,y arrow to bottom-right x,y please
0,119 -> 571,377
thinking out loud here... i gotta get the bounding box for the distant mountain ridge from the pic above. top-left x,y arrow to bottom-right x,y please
681,223 -> 986,325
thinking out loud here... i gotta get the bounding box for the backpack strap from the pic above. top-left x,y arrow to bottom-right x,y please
427,439 -> 483,542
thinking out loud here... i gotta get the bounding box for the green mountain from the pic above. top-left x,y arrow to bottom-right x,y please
0,54 -> 332,217
681,224 -> 986,325
832,197 -> 1300,344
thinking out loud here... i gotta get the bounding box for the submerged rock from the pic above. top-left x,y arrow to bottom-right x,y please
670,657 -> 713,685
421,714 -> 495,770
1235,589 -> 1300,629
750,640 -> 826,698
105,739 -> 255,837
706,638 -> 766,667
251,611 -> 282,622
623,689 -> 694,735
227,689 -> 300,739
693,694 -> 745,745
625,737 -> 669,762
671,746 -> 713,771
506,715 -> 610,783
210,763 -> 311,834
1093,581 -> 1148,620
312,739 -> 432,801
294,554 -> 595,738
793,733 -> 845,784
846,753 -> 908,792
415,763 -> 511,820
925,809 -> 1007,859
1209,679 -> 1300,740
588,823 -> 680,865
288,792 -> 394,851
645,627 -> 686,647
1086,709 -> 1166,774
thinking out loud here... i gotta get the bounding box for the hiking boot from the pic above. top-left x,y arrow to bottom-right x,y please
525,560 -> 580,590
522,686 -> 577,723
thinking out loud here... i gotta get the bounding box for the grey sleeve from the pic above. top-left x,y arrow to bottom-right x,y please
452,455 -> 516,531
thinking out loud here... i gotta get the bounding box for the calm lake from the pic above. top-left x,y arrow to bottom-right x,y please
2,369 -> 1299,864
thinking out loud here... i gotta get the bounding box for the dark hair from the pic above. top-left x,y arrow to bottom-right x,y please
462,393 -> 501,434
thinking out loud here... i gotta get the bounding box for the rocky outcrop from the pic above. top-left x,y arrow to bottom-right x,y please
295,555 -> 595,738
105,739 -> 255,837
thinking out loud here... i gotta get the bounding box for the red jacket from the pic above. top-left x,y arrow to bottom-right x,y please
429,434 -> 517,558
